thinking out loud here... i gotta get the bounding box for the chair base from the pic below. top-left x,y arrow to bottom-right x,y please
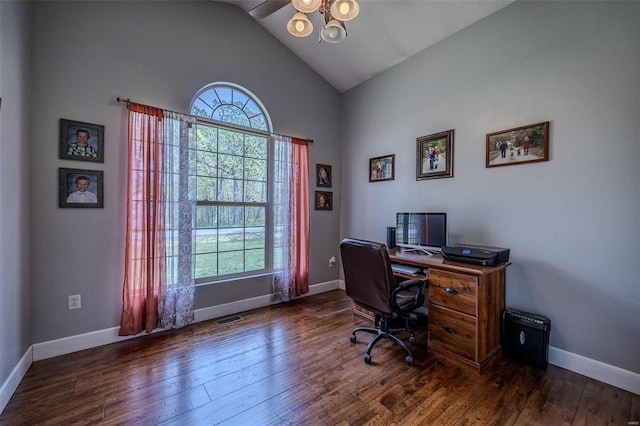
350,316 -> 416,366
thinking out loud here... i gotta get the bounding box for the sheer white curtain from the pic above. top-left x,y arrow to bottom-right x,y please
272,135 -> 310,301
157,111 -> 197,329
272,134 -> 293,301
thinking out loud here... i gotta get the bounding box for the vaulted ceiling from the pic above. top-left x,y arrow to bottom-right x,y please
217,0 -> 515,92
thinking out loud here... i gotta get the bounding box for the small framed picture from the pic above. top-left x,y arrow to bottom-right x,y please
59,119 -> 104,163
369,154 -> 395,182
316,164 -> 332,187
315,191 -> 332,210
486,121 -> 549,168
416,129 -> 454,180
59,168 -> 104,208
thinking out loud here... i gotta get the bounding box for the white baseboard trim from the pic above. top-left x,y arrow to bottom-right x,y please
33,280 -> 342,361
6,279 -> 635,412
194,279 -> 340,322
549,346 -> 640,395
0,346 -> 33,415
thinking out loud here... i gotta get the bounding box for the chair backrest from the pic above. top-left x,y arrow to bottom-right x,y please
339,238 -> 397,316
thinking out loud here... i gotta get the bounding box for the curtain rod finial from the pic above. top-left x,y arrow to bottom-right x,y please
116,97 -> 130,104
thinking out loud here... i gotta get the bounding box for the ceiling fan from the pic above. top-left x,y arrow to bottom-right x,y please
249,0 -> 290,19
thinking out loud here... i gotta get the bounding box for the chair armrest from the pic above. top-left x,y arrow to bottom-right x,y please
391,279 -> 427,315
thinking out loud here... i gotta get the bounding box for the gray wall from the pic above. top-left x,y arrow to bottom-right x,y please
0,0 -> 32,388
340,1 -> 639,373
29,1 -> 342,343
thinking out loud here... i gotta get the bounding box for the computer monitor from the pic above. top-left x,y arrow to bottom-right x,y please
395,212 -> 447,256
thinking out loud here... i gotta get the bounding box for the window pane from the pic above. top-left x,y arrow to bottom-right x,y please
245,227 -> 265,249
245,158 -> 266,181
219,178 -> 244,202
196,177 -> 217,201
218,129 -> 243,155
218,154 -> 243,179
194,232 -> 217,255
219,205 -> 244,228
219,251 -> 244,275
245,248 -> 265,271
232,90 -> 250,109
195,253 -> 218,279
197,126 -> 218,152
245,135 -> 267,159
191,98 -> 213,119
196,150 -> 217,176
214,86 -> 232,105
245,206 -> 265,227
195,206 -> 217,230
213,103 -> 250,126
243,99 -> 260,119
249,114 -> 267,131
244,181 -> 266,202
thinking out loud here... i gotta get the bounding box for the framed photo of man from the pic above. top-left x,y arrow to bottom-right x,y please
59,168 -> 104,208
59,119 -> 104,163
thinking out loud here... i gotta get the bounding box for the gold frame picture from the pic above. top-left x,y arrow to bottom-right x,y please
486,121 -> 549,168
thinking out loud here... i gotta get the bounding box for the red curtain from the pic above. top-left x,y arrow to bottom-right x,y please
291,137 -> 310,296
119,103 -> 166,336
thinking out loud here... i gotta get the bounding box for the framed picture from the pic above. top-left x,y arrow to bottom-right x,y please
369,154 -> 395,182
315,191 -> 332,210
486,121 -> 549,168
416,129 -> 454,180
59,119 -> 105,163
316,164 -> 332,187
59,168 -> 104,208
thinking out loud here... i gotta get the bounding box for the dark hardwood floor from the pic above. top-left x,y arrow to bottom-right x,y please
1,290 -> 638,425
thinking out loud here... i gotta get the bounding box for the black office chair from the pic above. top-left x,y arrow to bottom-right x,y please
340,238 -> 427,366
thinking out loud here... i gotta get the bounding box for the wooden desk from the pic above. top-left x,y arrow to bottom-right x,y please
388,248 -> 510,373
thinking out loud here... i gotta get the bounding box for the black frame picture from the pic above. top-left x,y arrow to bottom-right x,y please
314,191 -> 332,210
369,154 -> 395,182
59,168 -> 104,208
59,119 -> 105,163
316,164 -> 332,187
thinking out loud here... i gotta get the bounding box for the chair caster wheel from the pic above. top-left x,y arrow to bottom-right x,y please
350,334 -> 357,344
406,356 -> 413,366
409,336 -> 416,345
364,354 -> 372,364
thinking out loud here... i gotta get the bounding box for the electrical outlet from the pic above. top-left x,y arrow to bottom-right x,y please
329,256 -> 336,267
68,294 -> 81,310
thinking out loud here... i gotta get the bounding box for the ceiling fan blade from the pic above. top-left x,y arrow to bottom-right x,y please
249,0 -> 291,19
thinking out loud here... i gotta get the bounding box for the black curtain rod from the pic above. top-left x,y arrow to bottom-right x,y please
115,97 -> 313,144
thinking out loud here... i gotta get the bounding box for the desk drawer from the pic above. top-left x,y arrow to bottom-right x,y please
429,269 -> 477,316
429,304 -> 476,361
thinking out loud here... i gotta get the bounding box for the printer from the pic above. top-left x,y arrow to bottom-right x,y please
441,244 -> 510,266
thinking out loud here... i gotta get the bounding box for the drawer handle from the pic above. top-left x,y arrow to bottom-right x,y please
444,287 -> 458,295
443,326 -> 457,335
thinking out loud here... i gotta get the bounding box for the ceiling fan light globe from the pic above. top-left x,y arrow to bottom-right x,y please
320,19 -> 346,43
330,0 -> 359,22
292,0 -> 322,14
287,12 -> 313,37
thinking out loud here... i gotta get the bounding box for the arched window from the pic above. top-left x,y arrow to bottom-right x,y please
189,83 -> 273,282
191,82 -> 271,131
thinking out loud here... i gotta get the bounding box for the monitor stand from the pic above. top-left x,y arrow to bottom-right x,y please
400,247 -> 434,256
